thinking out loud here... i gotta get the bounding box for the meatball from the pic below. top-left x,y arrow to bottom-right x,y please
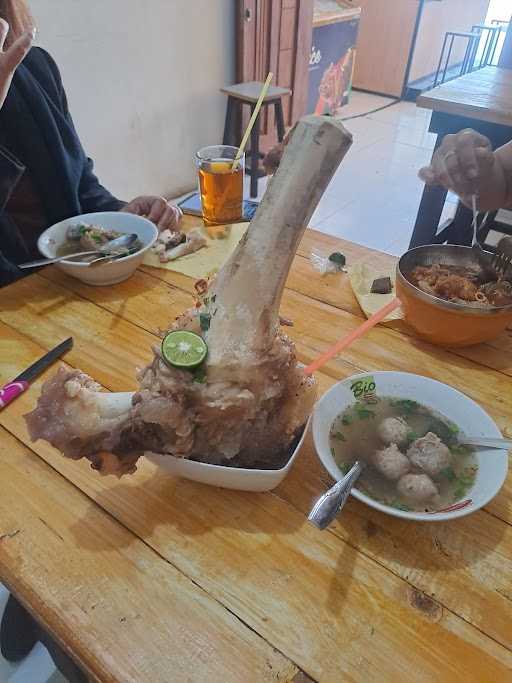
407,432 -> 450,477
397,473 -> 438,503
373,444 -> 410,481
378,417 -> 409,446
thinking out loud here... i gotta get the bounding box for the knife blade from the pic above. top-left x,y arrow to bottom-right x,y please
0,337 -> 73,409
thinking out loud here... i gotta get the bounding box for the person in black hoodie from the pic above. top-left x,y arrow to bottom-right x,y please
0,0 -> 181,287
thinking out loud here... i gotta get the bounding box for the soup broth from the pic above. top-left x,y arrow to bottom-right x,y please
329,397 -> 478,513
55,224 -> 142,260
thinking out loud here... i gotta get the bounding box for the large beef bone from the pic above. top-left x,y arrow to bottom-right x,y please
205,114 -> 353,369
25,116 -> 353,458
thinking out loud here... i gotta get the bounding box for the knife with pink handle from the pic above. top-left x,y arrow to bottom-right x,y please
0,337 -> 73,409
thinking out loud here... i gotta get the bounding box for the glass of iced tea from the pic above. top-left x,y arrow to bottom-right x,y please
196,145 -> 244,226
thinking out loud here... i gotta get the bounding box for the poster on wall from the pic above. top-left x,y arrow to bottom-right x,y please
307,18 -> 360,116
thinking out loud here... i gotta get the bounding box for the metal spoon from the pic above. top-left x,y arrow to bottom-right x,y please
308,434 -> 510,531
308,461 -> 365,530
460,436 -> 512,449
19,233 -> 139,269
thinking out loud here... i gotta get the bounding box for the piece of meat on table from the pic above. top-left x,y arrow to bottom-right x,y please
159,229 -> 206,263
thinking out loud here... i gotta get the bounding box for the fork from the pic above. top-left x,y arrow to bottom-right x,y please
472,193 -> 512,280
471,194 -> 512,279
86,248 -> 138,266
491,235 -> 512,279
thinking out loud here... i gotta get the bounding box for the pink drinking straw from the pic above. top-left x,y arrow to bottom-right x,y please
304,298 -> 401,376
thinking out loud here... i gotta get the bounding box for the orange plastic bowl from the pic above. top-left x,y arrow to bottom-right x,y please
397,245 -> 512,347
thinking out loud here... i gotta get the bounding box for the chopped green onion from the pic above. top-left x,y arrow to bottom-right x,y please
199,313 -> 211,332
440,467 -> 456,482
354,404 -> 375,420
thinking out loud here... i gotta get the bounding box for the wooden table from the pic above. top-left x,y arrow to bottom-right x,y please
411,66 -> 512,248
1,217 -> 512,682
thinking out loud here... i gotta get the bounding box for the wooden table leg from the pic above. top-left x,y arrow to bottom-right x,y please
249,105 -> 261,198
222,96 -> 236,146
275,99 -> 286,142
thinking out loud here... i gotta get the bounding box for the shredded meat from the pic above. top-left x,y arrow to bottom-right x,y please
410,264 -> 512,307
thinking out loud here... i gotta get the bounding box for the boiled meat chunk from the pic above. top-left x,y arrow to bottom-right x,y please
377,417 -> 409,447
373,444 -> 410,481
397,473 -> 439,503
407,432 -> 451,477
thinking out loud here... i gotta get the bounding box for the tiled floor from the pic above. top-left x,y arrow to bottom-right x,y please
313,92 -> 457,256
247,91 -> 459,257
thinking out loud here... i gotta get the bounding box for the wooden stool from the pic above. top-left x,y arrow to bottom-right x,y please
221,81 -> 291,198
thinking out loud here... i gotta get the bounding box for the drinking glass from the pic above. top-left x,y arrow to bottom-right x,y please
196,145 -> 244,225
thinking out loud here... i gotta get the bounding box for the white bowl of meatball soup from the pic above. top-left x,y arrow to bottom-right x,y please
312,371 -> 508,522
38,211 -> 158,286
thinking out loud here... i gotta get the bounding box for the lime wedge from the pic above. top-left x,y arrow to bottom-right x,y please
161,330 -> 208,369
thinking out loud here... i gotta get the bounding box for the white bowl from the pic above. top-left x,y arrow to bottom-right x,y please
312,371 -> 508,522
145,420 -> 309,492
37,211 -> 158,286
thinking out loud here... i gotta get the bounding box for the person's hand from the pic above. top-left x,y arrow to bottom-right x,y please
121,196 -> 182,231
418,129 -> 495,199
0,19 -> 34,111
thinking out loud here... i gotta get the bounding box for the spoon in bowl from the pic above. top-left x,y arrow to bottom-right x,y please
19,233 -> 139,269
308,461 -> 365,530
308,434 -> 510,531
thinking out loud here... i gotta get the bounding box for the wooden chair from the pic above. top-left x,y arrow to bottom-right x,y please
221,81 -> 291,198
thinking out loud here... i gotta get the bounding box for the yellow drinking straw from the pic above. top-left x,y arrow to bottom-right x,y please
232,72 -> 273,172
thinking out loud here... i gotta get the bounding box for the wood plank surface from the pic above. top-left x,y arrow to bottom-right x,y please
2,384 -> 512,682
41,230 -> 512,380
417,66 -> 512,127
1,321 -> 512,679
2,224 -> 512,681
3,245 -> 512,512
0,424 -> 298,683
